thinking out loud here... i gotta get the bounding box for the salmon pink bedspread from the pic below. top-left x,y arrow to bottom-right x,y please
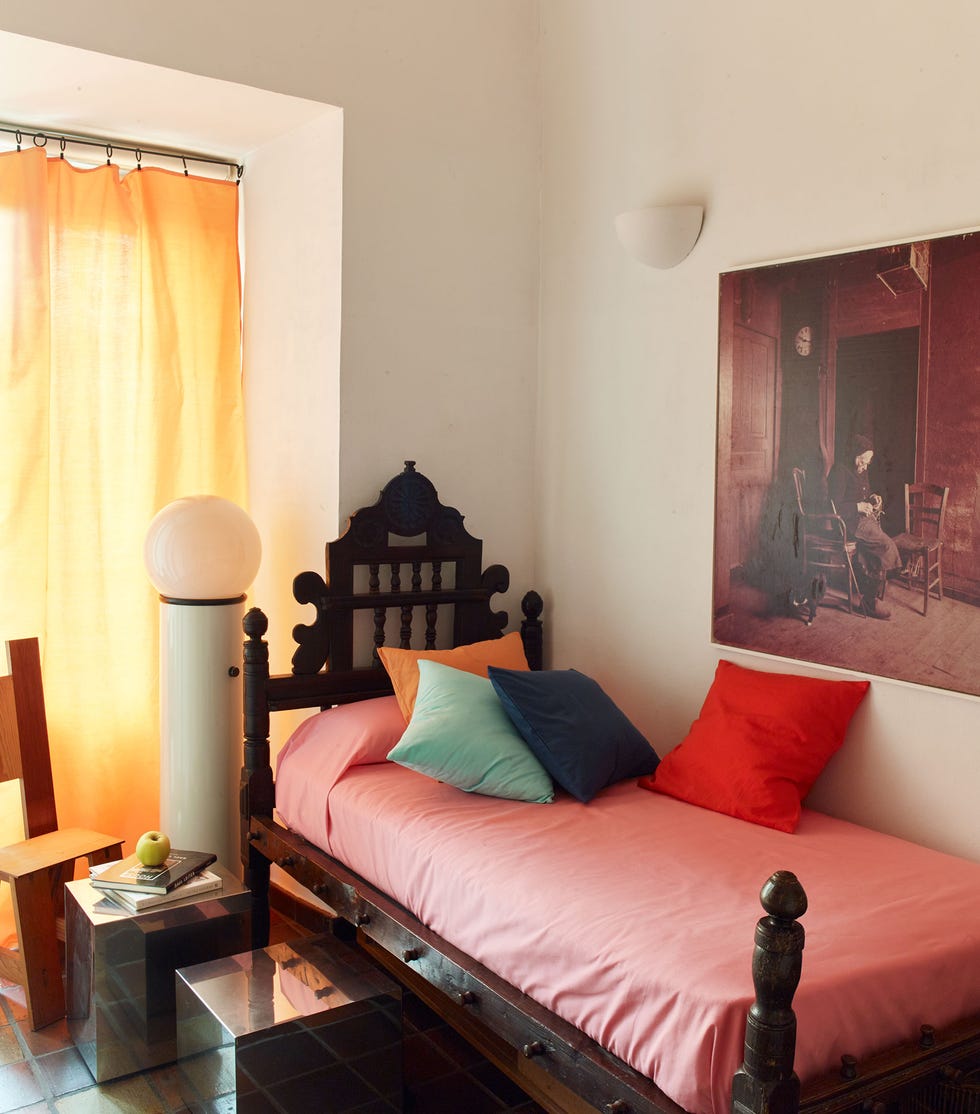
275,707 -> 980,1114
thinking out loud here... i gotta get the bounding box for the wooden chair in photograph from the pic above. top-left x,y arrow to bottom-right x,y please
792,467 -> 865,616
893,482 -> 950,616
0,637 -> 123,1029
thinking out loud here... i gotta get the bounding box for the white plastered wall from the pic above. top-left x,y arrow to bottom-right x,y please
536,0 -> 980,861
241,110 -> 343,677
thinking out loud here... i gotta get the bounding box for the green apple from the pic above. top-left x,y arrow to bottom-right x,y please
135,830 -> 171,867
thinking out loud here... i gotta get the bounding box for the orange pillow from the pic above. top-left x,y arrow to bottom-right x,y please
379,631 -> 529,722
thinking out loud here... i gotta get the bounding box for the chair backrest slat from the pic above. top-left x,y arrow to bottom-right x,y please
906,483 -> 950,542
0,674 -> 22,784
1,639 -> 58,838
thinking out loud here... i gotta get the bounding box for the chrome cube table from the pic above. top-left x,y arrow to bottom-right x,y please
66,864 -> 251,1082
176,933 -> 402,1112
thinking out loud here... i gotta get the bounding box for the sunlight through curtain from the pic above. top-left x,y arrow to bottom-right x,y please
0,146 -> 245,881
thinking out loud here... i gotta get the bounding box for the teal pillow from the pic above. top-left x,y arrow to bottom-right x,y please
387,660 -> 554,803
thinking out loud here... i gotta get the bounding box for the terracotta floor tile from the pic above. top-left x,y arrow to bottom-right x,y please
0,1060 -> 45,1114
34,1045 -> 95,1098
0,984 -> 28,1025
54,1072 -> 165,1113
0,1023 -> 25,1067
21,1016 -> 74,1057
145,1061 -> 187,1112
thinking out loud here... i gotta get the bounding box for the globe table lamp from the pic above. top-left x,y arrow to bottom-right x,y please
144,496 -> 261,873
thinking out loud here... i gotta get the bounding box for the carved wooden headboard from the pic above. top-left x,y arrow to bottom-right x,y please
242,460 -> 542,725
288,460 -> 541,676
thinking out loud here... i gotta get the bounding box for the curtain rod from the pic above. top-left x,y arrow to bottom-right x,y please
0,123 -> 243,181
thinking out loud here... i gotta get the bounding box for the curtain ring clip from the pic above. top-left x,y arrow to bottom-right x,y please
32,133 -> 48,149
181,156 -> 189,177
59,137 -> 66,160
105,143 -> 113,166
15,129 -> 22,150
135,148 -> 143,171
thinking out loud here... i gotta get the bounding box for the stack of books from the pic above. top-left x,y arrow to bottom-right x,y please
90,849 -> 220,914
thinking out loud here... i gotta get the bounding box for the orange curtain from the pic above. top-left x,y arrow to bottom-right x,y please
0,147 -> 245,864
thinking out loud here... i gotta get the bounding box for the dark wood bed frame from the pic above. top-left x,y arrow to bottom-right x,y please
241,462 -> 980,1114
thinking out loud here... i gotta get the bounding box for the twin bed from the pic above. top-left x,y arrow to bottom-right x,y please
240,462 -> 980,1114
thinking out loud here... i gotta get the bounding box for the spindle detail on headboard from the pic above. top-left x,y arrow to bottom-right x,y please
288,462 -> 537,675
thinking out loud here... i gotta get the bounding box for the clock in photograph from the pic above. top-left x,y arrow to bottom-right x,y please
794,324 -> 813,357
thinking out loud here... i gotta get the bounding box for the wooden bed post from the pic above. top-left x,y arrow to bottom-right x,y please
732,871 -> 807,1114
241,606 -> 274,946
520,590 -> 544,671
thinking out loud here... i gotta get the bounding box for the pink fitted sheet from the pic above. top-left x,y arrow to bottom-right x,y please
276,738 -> 980,1114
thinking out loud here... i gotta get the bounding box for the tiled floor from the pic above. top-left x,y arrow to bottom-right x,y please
0,912 -> 545,1114
401,995 -> 545,1114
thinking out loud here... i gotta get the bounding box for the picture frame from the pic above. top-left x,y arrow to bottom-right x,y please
713,228 -> 980,698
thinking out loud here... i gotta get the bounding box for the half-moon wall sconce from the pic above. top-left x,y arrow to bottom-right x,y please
614,204 -> 704,269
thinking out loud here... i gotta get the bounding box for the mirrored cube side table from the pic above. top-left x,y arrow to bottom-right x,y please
66,863 -> 251,1082
176,933 -> 403,1113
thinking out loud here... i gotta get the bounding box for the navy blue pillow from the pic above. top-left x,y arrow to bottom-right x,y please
487,667 -> 659,803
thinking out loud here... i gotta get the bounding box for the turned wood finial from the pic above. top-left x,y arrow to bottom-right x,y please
243,606 -> 268,640
522,589 -> 544,622
760,871 -> 807,922
750,871 -> 806,1035
521,590 -> 545,671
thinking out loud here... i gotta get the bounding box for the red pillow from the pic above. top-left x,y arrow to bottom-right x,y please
698,660 -> 870,752
639,661 -> 869,832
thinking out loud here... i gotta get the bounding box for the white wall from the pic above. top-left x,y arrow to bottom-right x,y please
536,0 -> 980,861
241,110 -> 344,672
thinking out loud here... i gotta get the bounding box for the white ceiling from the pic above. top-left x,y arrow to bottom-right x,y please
0,29 -> 338,163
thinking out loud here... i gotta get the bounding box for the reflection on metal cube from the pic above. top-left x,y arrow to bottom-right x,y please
65,866 -> 251,1082
176,933 -> 403,1112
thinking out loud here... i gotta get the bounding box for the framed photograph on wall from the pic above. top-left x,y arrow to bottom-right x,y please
712,229 -> 980,698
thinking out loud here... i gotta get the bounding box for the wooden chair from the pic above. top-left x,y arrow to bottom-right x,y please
0,637 -> 123,1029
792,467 -> 865,616
893,483 -> 949,616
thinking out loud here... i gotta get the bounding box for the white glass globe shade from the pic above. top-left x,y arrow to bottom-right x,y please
144,496 -> 262,599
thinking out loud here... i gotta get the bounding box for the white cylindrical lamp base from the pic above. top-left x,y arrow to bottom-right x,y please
145,495 -> 261,878
158,597 -> 244,873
